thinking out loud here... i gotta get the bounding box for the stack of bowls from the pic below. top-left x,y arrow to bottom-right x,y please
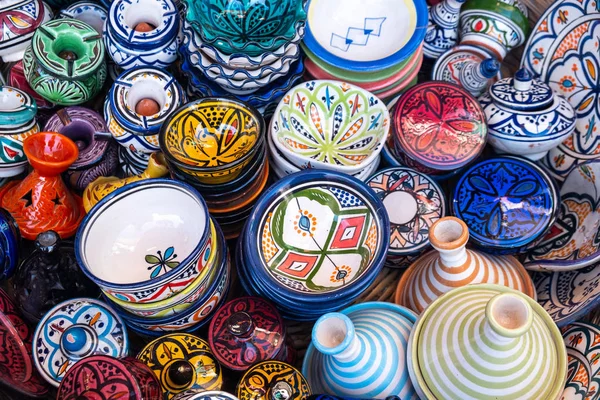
160,98 -> 269,239
237,170 -> 390,321
75,179 -> 230,336
302,0 -> 427,99
177,0 -> 306,116
269,80 -> 388,181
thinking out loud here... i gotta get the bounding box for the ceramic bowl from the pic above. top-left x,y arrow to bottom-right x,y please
118,146 -> 151,176
452,156 -> 559,255
0,0 -> 52,63
106,67 -> 187,153
0,209 -> 20,280
7,60 -> 52,109
183,0 -> 306,57
160,98 -> 265,184
59,1 -> 107,34
524,161 -> 600,271
104,0 -> 180,69
561,321 -> 600,400
302,0 -> 427,72
75,179 -> 211,303
271,80 -> 389,175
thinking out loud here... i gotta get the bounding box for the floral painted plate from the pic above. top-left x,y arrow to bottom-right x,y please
524,161 -> 600,271
561,321 -> 600,399
521,0 -> 600,180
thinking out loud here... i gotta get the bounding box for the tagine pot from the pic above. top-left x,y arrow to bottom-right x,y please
394,216 -> 536,314
0,132 -> 85,240
0,0 -> 52,63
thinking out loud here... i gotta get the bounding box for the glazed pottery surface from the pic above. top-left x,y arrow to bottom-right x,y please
0,0 -> 51,62
431,44 -> 501,86
408,284 -> 567,400
173,390 -> 240,400
237,360 -> 311,400
533,262 -> 600,328
392,81 -> 487,174
23,18 -> 107,105
303,302 -> 417,399
423,0 -> 466,59
8,60 -> 52,109
522,0 -> 600,180
0,208 -> 19,280
57,355 -> 162,399
524,161 -> 600,271
303,0 -> 427,71
452,156 -> 559,254
561,321 -> 600,400
137,333 -> 223,399
119,145 -> 151,176
33,297 -> 128,387
59,1 -> 107,35
271,80 -> 389,174
395,217 -> 535,314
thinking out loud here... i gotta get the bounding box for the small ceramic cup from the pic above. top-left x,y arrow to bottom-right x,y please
0,0 -> 52,62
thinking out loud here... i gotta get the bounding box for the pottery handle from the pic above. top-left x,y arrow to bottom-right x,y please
93,132 -> 113,141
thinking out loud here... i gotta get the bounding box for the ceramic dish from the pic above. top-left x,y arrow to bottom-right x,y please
271,80 -> 389,174
561,321 -> 600,399
302,0 -> 427,72
75,179 -> 211,303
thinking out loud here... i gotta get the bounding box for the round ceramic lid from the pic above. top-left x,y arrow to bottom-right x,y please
490,69 -> 553,111
173,390 -> 240,400
410,284 -> 567,400
366,167 -> 446,256
432,45 -> 500,84
0,289 -> 34,383
33,297 -> 128,387
392,81 -> 487,171
452,156 -> 558,251
237,360 -> 311,400
137,333 -> 223,399
208,297 -> 285,371
562,321 -> 600,399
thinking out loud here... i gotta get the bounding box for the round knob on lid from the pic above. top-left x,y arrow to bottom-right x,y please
61,325 -> 95,357
226,311 -> 255,337
485,293 -> 533,339
167,359 -> 196,388
514,68 -> 533,91
479,58 -> 500,79
269,381 -> 293,400
35,230 -> 60,254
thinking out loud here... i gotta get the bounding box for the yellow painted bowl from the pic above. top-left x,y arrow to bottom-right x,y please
159,98 -> 265,184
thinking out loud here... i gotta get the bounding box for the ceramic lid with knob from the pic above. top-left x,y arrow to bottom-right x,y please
208,297 -> 288,371
33,297 -> 128,387
408,284 -> 567,400
489,68 -> 554,111
173,390 -> 241,400
237,360 -> 311,400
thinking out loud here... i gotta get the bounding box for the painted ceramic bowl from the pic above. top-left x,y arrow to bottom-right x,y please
237,360 -> 310,400
183,0 -> 306,57
57,355 -> 162,399
104,0 -> 181,69
137,333 -> 223,399
59,1 -> 107,34
160,98 -> 265,184
0,86 -> 40,177
33,298 -> 128,387
106,67 -> 187,153
23,18 -> 107,105
0,0 -> 52,63
302,0 -> 427,72
459,0 -> 530,61
524,161 -> 600,271
408,284 -> 567,400
561,321 -> 600,399
480,68 -> 576,161
75,179 -> 211,303
452,156 -> 559,254
271,80 -> 389,175
365,167 -> 446,267
392,81 -> 487,175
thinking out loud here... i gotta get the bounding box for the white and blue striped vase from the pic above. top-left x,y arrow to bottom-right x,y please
302,302 -> 418,399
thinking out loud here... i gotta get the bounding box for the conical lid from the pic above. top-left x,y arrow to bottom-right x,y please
408,284 -> 567,400
489,68 -> 553,111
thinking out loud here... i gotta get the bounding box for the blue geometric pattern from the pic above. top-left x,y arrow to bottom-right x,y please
330,17 -> 386,52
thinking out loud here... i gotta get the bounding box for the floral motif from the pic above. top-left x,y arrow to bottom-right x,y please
146,247 -> 180,279
560,322 -> 600,399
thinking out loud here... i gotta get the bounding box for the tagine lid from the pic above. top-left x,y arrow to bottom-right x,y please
409,284 -> 567,400
173,390 -> 241,400
137,333 -> 223,399
208,297 -> 286,371
33,297 -> 128,387
237,360 -> 311,400
489,68 -> 553,111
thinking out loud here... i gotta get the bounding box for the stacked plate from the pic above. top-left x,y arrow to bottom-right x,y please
302,0 -> 427,99
236,170 -> 390,320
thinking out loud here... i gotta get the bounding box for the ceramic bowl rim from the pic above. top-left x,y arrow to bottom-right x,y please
0,86 -> 37,127
75,178 -> 210,289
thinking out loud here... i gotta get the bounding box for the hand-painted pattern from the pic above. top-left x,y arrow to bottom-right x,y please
0,0 -> 47,52
330,17 -> 387,52
237,361 -> 310,400
561,322 -> 600,400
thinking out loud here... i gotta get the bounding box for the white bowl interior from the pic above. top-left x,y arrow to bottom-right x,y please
124,0 -> 163,30
0,89 -> 25,111
82,184 -> 207,284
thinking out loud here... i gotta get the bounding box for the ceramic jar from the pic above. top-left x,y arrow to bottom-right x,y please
23,18 -> 107,105
106,67 -> 186,153
57,355 -> 162,399
12,230 -> 99,324
457,57 -> 500,97
0,132 -> 85,240
303,302 -> 417,399
119,145 -> 152,176
104,0 -> 180,69
0,86 -> 40,177
394,217 -> 536,314
459,0 -> 530,60
33,297 -> 128,387
479,68 -> 576,160
0,0 -> 52,62
423,0 -> 466,59
59,1 -> 108,35
237,360 -> 311,400
45,107 -> 119,192
408,284 -> 567,399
